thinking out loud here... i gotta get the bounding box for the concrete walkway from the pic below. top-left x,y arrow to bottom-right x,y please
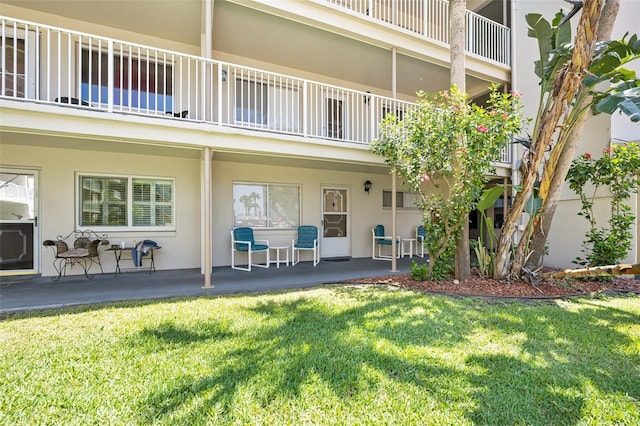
0,257 -> 417,313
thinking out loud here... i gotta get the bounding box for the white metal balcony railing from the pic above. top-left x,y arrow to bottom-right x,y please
323,0 -> 511,66
0,16 -> 511,164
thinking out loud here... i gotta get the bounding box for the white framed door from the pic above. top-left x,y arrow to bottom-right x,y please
0,168 -> 39,274
321,186 -> 350,258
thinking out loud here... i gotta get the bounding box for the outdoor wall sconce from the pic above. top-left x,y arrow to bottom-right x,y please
364,180 -> 372,193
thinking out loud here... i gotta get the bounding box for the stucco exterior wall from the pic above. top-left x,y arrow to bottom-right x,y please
513,0 -> 639,268
1,136 -> 426,276
211,160 -> 423,266
0,139 -> 202,276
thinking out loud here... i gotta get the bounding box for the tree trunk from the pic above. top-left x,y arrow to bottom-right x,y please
525,0 -> 620,268
542,263 -> 640,279
523,108 -> 590,267
494,0 -> 604,279
450,0 -> 470,280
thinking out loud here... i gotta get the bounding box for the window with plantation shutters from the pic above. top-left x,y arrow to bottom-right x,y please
78,174 -> 174,230
382,190 -> 419,210
80,176 -> 128,226
132,179 -> 173,226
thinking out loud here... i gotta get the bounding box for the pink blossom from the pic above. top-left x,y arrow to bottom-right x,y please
477,125 -> 489,133
603,147 -> 613,153
510,90 -> 523,99
420,174 -> 430,183
502,113 -> 509,120
585,152 -> 592,159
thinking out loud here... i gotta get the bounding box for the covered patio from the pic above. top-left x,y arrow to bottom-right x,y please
0,257 -> 416,313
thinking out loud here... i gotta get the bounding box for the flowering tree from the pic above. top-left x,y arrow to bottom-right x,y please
371,85 -> 524,279
566,143 -> 640,267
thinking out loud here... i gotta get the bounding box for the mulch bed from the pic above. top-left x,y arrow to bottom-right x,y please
345,273 -> 640,299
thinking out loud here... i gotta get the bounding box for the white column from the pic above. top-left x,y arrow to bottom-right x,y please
391,47 -> 398,272
201,1 -> 214,288
202,147 -> 213,288
201,0 -> 213,121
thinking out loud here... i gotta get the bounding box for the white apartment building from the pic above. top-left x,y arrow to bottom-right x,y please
0,0 -> 636,279
513,0 -> 639,268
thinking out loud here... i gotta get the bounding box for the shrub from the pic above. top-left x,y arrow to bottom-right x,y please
410,260 -> 429,281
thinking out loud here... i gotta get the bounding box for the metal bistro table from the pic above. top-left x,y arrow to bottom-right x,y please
107,245 -> 160,274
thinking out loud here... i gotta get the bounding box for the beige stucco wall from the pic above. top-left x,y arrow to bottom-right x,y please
0,138 -> 202,276
211,160 -> 423,266
1,134 -> 426,276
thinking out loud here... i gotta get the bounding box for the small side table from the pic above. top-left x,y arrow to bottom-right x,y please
269,246 -> 289,268
401,238 -> 415,258
106,246 -> 160,274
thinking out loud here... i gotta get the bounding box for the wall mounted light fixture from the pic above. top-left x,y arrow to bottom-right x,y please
364,180 -> 372,194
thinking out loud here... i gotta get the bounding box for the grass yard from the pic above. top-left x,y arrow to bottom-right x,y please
1,286 -> 639,425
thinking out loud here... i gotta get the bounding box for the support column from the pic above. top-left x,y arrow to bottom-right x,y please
202,147 -> 213,288
201,0 -> 214,121
200,1 -> 214,288
391,47 -> 398,272
201,0 -> 214,58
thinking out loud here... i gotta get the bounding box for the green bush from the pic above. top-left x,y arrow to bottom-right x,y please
410,260 -> 429,281
567,144 -> 640,271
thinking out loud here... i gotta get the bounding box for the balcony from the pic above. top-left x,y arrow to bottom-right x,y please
0,16 -> 510,164
321,0 -> 511,65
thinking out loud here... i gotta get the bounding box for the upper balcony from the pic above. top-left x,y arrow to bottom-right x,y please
0,15 -> 511,164
319,0 -> 510,66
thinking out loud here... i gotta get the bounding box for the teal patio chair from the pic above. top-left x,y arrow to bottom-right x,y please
415,225 -> 428,258
371,224 -> 399,261
292,225 -> 319,266
231,227 -> 270,271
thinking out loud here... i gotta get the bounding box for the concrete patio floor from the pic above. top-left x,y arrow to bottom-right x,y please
0,257 -> 418,313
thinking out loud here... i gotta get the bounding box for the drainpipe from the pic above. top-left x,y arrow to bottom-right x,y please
391,47 -> 398,272
510,0 -> 520,245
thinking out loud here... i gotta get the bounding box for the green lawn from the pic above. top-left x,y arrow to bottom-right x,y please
1,286 -> 639,425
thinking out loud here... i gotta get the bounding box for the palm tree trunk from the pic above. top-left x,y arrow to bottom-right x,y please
449,0 -> 470,280
542,263 -> 640,279
495,0 -> 604,278
524,0 -> 620,268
